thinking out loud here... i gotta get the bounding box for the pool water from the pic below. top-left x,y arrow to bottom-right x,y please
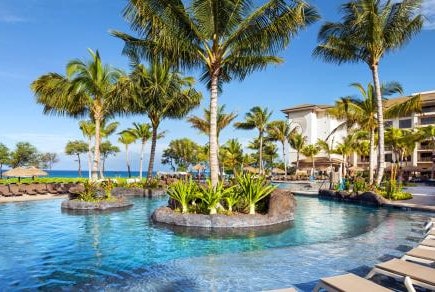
0,196 -> 431,291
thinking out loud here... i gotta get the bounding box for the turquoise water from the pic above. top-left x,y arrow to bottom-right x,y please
0,196 -> 431,291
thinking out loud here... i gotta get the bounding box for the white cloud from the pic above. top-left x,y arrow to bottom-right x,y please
0,14 -> 26,23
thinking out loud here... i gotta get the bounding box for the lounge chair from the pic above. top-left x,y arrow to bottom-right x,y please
21,184 -> 38,195
34,183 -> 49,194
401,247 -> 435,265
8,184 -> 24,196
0,185 -> 14,197
45,183 -> 60,194
366,258 -> 435,291
420,238 -> 435,249
313,273 -> 391,291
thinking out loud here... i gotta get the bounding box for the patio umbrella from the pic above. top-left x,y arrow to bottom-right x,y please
3,166 -> 48,182
243,166 -> 260,174
271,167 -> 286,175
192,164 -> 205,171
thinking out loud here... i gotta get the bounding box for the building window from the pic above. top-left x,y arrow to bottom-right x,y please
360,155 -> 369,162
422,106 -> 435,113
384,120 -> 393,128
420,152 -> 432,161
385,154 -> 393,162
399,119 -> 412,128
420,116 -> 435,125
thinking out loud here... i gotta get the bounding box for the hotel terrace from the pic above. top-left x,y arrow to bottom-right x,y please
282,90 -> 435,178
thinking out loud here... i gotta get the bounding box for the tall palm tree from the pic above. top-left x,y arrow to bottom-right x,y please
118,132 -> 136,178
314,0 -> 423,185
32,49 -> 124,180
117,62 -> 201,180
288,132 -> 306,171
79,120 -> 95,179
328,82 -> 420,184
301,144 -> 320,179
235,106 -> 272,175
418,125 -> 435,179
334,132 -> 358,177
65,140 -> 88,177
122,122 -> 153,180
267,120 -> 293,179
113,0 -> 319,186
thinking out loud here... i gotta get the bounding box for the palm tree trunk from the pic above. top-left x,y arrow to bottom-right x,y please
431,140 -> 435,179
139,141 -> 145,180
92,113 -> 101,180
209,73 -> 219,187
282,142 -> 287,180
87,137 -> 92,179
77,154 -> 82,177
372,65 -> 385,185
312,156 -> 315,179
126,145 -> 131,178
296,151 -> 300,170
147,125 -> 158,180
259,134 -> 263,175
369,128 -> 375,185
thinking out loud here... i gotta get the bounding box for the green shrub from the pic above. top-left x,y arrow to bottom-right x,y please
391,191 -> 413,200
224,188 -> 240,213
167,179 -> 198,214
78,180 -> 100,202
353,177 -> 367,193
197,180 -> 233,215
235,174 -> 276,214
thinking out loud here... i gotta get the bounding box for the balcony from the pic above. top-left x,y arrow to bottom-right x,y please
418,156 -> 433,162
419,144 -> 433,150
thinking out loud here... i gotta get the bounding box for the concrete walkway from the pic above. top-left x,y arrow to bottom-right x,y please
385,185 -> 435,212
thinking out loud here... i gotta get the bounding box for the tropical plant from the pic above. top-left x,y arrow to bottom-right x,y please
288,132 -> 306,170
167,179 -> 198,214
267,120 -> 294,179
235,173 -> 276,215
235,107 -> 272,175
99,141 -> 120,176
188,105 -> 237,145
9,142 -> 40,168
418,125 -> 435,179
118,132 -> 136,178
79,120 -> 95,179
328,82 -> 420,184
224,189 -> 241,213
114,0 -> 319,186
39,152 -> 59,170
161,138 -> 201,171
31,49 -> 125,180
333,133 -> 357,177
122,122 -> 152,179
0,143 -> 10,179
220,139 -> 244,176
65,140 -> 88,177
116,61 -> 201,180
301,144 -> 320,179
314,0 -> 423,185
316,138 -> 335,183
198,180 -> 232,214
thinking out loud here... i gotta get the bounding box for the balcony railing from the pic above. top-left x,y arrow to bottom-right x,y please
418,156 -> 433,162
419,145 -> 433,150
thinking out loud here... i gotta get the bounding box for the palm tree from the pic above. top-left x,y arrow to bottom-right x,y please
314,0 -> 423,185
220,139 -> 243,177
334,133 -> 358,177
188,105 -> 237,147
122,122 -> 153,180
301,144 -> 320,179
117,62 -> 201,180
113,0 -> 319,186
118,132 -> 136,178
32,49 -> 124,180
65,140 -> 88,177
316,138 -> 335,186
267,120 -> 293,179
288,132 -> 306,171
328,82 -> 420,184
235,106 -> 272,175
79,120 -> 95,179
99,141 -> 120,175
418,125 -> 435,179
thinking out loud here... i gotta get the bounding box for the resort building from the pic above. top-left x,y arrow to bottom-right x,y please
282,90 -> 435,177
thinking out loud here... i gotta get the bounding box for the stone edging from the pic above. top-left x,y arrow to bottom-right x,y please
318,189 -> 387,206
151,189 -> 296,228
61,198 -> 133,212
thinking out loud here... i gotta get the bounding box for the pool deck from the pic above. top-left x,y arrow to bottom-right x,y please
385,186 -> 435,212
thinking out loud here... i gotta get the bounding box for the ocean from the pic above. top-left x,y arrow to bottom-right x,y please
46,170 -> 155,178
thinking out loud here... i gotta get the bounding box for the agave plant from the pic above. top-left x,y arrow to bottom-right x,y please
224,189 -> 240,213
167,179 -> 198,214
198,180 -> 233,215
236,174 -> 276,215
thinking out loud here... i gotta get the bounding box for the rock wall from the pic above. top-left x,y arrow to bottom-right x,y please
318,189 -> 387,206
151,189 -> 296,228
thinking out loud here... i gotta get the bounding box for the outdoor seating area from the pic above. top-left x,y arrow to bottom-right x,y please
0,182 -> 78,197
312,217 -> 435,292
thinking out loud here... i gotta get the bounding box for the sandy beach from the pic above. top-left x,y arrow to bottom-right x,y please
0,194 -> 68,204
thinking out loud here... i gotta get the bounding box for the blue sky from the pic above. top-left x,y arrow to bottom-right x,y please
0,0 -> 434,171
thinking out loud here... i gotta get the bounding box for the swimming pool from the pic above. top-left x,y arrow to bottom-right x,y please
0,196 -> 431,291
